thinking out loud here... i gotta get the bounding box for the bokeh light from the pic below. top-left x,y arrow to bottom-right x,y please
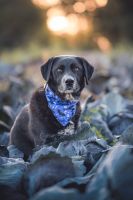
32,0 -> 60,8
85,0 -> 97,12
46,7 -> 65,17
47,16 -> 68,33
73,2 -> 86,13
96,36 -> 111,51
32,0 -> 109,37
47,13 -> 91,36
95,0 -> 108,8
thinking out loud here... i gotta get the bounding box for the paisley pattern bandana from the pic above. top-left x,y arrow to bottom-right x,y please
45,85 -> 78,126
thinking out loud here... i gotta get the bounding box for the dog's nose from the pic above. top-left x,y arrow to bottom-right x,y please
65,79 -> 74,87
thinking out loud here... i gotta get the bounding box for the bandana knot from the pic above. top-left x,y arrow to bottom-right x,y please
45,85 -> 78,126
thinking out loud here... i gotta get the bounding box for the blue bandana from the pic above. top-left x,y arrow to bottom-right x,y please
45,85 -> 78,126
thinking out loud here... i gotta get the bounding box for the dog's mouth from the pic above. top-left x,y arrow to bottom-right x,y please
58,85 -> 79,94
64,93 -> 75,100
58,87 -> 77,96
64,89 -> 74,93
58,87 -> 80,101
57,81 -> 80,100
58,89 -> 74,100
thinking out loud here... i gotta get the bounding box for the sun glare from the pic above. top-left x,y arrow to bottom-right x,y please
47,13 -> 90,36
32,0 -> 109,36
47,16 -> 68,33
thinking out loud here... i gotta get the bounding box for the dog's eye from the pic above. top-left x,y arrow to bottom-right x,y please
74,66 -> 80,72
57,66 -> 63,73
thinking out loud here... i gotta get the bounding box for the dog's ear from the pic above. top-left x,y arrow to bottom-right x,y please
77,57 -> 94,85
41,57 -> 54,82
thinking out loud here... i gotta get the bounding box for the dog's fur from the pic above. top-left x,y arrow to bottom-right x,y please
10,55 -> 94,156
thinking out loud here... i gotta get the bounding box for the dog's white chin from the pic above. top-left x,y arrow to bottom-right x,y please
58,88 -> 76,100
58,88 -> 74,94
65,93 -> 75,100
64,90 -> 73,94
58,88 -> 73,94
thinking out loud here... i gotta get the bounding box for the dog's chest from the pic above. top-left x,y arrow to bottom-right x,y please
57,121 -> 75,135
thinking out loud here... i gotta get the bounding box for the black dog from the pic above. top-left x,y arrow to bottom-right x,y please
10,55 -> 94,156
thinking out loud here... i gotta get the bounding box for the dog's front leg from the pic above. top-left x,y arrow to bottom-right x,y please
29,127 -> 44,147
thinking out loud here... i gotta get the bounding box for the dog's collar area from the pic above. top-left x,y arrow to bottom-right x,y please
44,84 -> 79,126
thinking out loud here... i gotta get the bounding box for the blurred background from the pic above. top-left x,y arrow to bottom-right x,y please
0,0 -> 133,129
1,0 -> 133,52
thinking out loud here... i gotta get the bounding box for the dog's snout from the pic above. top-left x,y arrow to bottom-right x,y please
65,79 -> 74,87
61,75 -> 76,92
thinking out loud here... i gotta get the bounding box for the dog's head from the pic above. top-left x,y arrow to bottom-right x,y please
41,55 -> 94,100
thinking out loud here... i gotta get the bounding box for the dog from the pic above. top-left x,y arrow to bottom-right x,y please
10,55 -> 94,157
